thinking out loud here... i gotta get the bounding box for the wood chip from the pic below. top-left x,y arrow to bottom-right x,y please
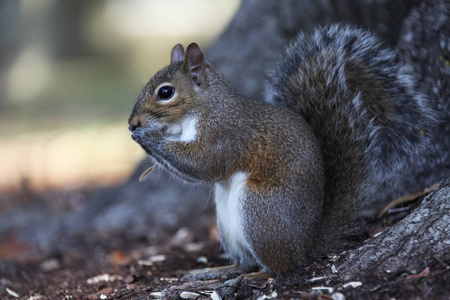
257,291 -> 278,299
6,288 -> 19,298
184,243 -> 204,252
342,281 -> 362,288
86,273 -> 120,284
27,295 -> 45,300
308,275 -> 329,282
40,258 -> 60,272
210,291 -> 222,300
125,273 -> 139,284
160,277 -> 179,283
137,259 -> 154,266
180,291 -> 200,299
150,254 -> 166,262
331,292 -> 345,300
196,256 -> 208,264
150,292 -> 164,298
311,286 -> 334,293
98,286 -> 113,295
331,264 -> 338,274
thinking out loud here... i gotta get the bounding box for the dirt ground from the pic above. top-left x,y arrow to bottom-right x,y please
0,186 -> 449,300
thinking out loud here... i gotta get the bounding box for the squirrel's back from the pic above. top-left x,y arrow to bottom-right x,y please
266,24 -> 436,250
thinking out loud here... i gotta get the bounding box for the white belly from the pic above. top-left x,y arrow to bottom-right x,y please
214,171 -> 255,265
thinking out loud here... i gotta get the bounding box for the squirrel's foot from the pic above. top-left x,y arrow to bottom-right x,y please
241,270 -> 271,284
212,270 -> 271,296
181,264 -> 257,282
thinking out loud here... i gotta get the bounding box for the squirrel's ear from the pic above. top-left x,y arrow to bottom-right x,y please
184,43 -> 205,86
170,44 -> 185,64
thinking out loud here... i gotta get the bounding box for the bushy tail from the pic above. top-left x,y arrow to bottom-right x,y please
265,24 -> 436,251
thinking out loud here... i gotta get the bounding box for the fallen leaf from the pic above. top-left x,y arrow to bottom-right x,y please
405,267 -> 430,283
109,250 -> 131,265
0,236 -> 29,261
368,226 -> 384,238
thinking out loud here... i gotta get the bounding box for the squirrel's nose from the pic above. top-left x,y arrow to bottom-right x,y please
128,116 -> 142,132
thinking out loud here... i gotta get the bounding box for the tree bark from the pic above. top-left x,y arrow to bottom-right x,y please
397,0 -> 450,190
337,176 -> 450,280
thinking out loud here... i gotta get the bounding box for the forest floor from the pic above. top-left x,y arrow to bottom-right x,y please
0,186 -> 449,300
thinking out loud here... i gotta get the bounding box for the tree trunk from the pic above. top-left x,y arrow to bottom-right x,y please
208,0 -> 414,101
337,176 -> 450,280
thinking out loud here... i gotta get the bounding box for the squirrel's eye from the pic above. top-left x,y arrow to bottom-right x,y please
156,85 -> 175,100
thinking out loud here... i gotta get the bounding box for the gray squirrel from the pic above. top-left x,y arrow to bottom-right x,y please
128,24 -> 436,278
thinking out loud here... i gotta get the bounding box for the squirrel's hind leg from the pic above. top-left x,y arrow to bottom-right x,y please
181,263 -> 258,282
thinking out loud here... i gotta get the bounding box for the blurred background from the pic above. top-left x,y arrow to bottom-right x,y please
0,0 -> 240,191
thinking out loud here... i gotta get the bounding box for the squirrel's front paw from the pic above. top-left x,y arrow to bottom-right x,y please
130,128 -> 144,144
131,127 -> 163,145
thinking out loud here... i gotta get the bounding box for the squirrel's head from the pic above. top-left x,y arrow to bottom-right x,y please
128,43 -> 207,135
